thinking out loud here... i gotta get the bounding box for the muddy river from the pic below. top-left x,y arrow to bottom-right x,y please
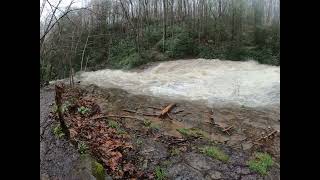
76,59 -> 280,108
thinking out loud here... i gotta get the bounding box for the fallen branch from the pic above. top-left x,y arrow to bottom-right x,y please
256,130 -> 278,141
159,103 -> 176,118
222,125 -> 233,135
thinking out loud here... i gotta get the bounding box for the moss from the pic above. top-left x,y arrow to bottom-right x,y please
108,120 -> 119,129
248,152 -> 273,176
155,166 -> 167,180
53,124 -> 65,138
117,129 -> 127,134
150,123 -> 161,130
92,161 -> 105,180
143,120 -> 152,127
200,146 -> 229,162
77,106 -> 91,115
78,141 -> 89,154
52,104 -> 58,113
135,138 -> 143,146
170,148 -> 180,156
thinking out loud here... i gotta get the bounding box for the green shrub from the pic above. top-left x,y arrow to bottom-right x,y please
118,52 -> 148,69
144,27 -> 163,46
158,32 -> 196,58
198,45 -> 225,59
225,45 -> 248,61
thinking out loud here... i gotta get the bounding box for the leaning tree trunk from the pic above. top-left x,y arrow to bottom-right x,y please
55,84 -> 70,138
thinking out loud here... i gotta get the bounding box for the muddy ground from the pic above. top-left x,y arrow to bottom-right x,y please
40,84 -> 280,180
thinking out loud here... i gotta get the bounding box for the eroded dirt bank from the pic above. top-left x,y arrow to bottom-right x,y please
41,84 -> 279,180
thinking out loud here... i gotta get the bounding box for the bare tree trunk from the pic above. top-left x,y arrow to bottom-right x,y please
40,0 -> 47,18
84,56 -> 89,71
119,0 -> 140,53
80,33 -> 90,71
162,0 -> 167,52
170,0 -> 174,37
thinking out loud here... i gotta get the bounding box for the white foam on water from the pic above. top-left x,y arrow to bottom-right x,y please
78,59 -> 280,107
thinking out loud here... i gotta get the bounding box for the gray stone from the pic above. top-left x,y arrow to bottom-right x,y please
241,174 -> 263,180
234,166 -> 250,175
167,163 -> 204,180
208,171 -> 222,179
242,142 -> 253,150
184,152 -> 219,171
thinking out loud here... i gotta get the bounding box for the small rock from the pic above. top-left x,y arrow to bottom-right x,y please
40,173 -> 49,180
228,134 -> 246,146
142,160 -> 148,169
242,142 -> 253,150
235,166 -> 250,175
209,171 -> 222,179
211,134 -> 230,143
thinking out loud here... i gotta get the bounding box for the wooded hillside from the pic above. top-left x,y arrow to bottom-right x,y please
40,0 -> 280,84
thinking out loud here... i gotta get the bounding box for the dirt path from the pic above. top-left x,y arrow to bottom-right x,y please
40,86 -> 111,180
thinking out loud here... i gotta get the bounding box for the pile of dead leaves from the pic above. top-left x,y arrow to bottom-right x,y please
54,85 -> 143,179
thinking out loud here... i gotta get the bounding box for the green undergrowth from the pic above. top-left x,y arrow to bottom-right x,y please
92,161 -> 105,180
200,146 -> 229,162
248,152 -> 273,176
53,124 -> 65,138
155,166 -> 167,180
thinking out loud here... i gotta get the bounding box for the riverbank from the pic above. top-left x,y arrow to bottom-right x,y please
40,84 -> 279,179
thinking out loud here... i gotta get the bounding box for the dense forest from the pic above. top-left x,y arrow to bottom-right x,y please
40,0 -> 280,84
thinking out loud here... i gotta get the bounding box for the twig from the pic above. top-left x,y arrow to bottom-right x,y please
182,112 -> 192,117
122,109 -> 137,113
210,109 -> 215,124
222,126 -> 233,135
144,106 -> 163,110
256,130 -> 278,141
142,113 -> 160,117
173,109 -> 184,114
167,113 -> 174,120
168,138 -> 189,145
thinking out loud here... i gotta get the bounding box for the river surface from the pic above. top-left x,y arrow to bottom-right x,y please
74,59 -> 280,108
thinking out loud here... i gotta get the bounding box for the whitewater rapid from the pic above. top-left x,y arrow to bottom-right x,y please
76,59 -> 280,108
